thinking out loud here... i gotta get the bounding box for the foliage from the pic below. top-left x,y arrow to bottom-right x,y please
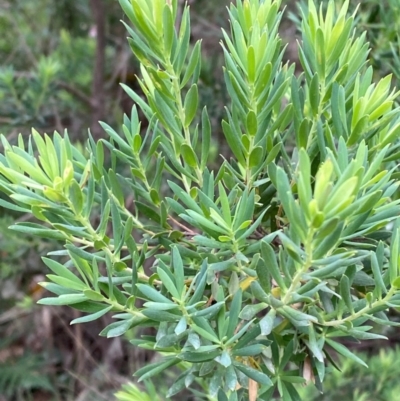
0,1 -> 83,128
353,0 -> 400,83
0,0 -> 123,134
0,338 -> 55,400
115,381 -> 163,401
0,214 -> 52,282
298,346 -> 400,401
291,0 -> 400,84
1,0 -> 400,400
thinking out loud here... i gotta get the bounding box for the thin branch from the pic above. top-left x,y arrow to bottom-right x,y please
56,81 -> 92,105
168,216 -> 197,235
89,0 -> 107,139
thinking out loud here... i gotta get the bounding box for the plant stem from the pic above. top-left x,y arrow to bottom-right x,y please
164,58 -> 203,189
322,287 -> 398,327
282,230 -> 314,304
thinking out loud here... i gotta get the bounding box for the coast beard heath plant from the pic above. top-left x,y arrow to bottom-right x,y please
1,0 -> 400,400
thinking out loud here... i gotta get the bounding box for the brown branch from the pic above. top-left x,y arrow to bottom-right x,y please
89,0 -> 107,139
168,216 -> 197,236
56,81 -> 92,105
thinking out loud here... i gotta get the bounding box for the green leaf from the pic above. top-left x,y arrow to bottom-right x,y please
265,142 -> 281,165
158,331 -> 185,350
191,322 -> 220,343
69,179 -> 83,215
184,84 -> 199,127
168,180 -> 203,214
234,362 -> 273,386
131,167 -> 146,181
222,120 -> 245,165
42,258 -> 86,286
142,309 -> 180,322
9,223 -> 66,240
0,198 -> 30,213
156,267 -> 179,299
226,290 -> 242,337
179,347 -> 221,363
246,110 -> 258,136
215,350 -> 232,367
185,210 -> 228,235
218,389 -> 229,401
108,169 -> 125,207
187,261 -> 208,306
209,208 -> 231,230
131,1 -> 159,44
181,143 -> 198,168
279,305 -> 318,326
231,322 -> 260,349
260,241 -> 286,290
135,357 -> 180,382
67,300 -> 106,314
315,29 -> 325,78
390,226 -> 400,285
190,302 -> 224,319
201,107 -> 211,169
325,338 -> 368,367
347,115 -> 369,146
370,251 -> 386,297
182,41 -> 202,88
70,305 -> 113,325
381,121 -> 400,148
46,275 -> 86,292
96,199 -> 111,237
133,134 -> 142,154
83,289 -> 105,302
306,324 -> 324,362
172,246 -> 185,297
174,316 -> 187,336
111,197 -> 123,244
297,118 -> 311,149
137,284 -> 174,304
188,332 -> 201,350
194,314 -> 220,338
239,303 -> 268,321
162,4 -> 174,54
313,221 -> 344,259
247,45 -> 256,83
143,301 -> 179,311
248,146 -> 263,168
392,276 -> 400,289
37,294 -> 89,306
251,281 -> 270,304
135,201 -> 161,224
174,6 -> 191,73
236,210 -> 267,242
339,274 -> 354,314
232,344 -> 265,357
309,73 -> 320,116
260,309 -> 276,335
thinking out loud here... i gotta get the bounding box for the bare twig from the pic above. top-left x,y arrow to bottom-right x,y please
168,216 -> 197,235
7,11 -> 37,65
89,0 -> 107,139
51,102 -> 64,133
56,81 -> 92,106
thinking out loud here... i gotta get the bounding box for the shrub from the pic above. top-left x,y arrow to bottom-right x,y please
115,381 -> 163,401
1,0 -> 400,400
299,346 -> 400,401
292,0 -> 400,86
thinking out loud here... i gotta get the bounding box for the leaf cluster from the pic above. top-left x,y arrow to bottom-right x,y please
299,346 -> 400,401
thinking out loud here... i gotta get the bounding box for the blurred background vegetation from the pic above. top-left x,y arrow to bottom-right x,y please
0,0 -> 399,400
